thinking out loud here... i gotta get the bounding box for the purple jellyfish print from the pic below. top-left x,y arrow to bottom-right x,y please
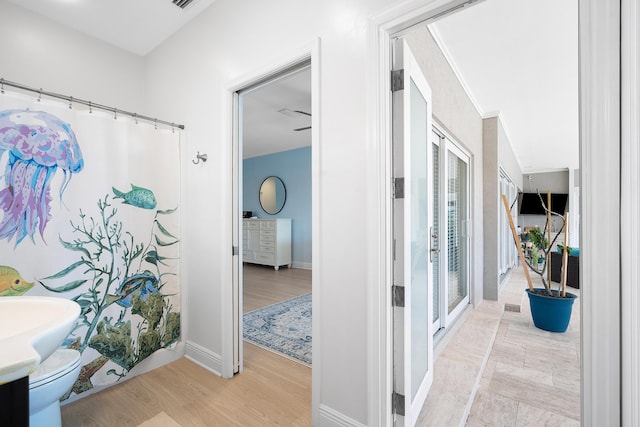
0,109 -> 84,245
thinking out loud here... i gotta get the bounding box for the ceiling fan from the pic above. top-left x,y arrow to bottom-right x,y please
292,110 -> 311,131
278,108 -> 312,131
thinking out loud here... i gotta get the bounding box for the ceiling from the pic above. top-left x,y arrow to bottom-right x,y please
6,0 -> 216,56
8,0 -> 578,172
430,0 -> 578,173
241,68 -> 312,159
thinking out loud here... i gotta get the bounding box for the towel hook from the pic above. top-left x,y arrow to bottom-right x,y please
193,152 -> 208,165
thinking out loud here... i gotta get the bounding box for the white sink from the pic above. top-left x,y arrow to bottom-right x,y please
0,297 -> 80,384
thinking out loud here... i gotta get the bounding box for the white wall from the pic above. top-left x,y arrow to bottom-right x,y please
497,119 -> 524,190
143,0 -> 401,423
0,0 -> 187,402
0,2 -> 146,112
483,116 -> 524,299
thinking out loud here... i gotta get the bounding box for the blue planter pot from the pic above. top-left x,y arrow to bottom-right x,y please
526,288 -> 577,333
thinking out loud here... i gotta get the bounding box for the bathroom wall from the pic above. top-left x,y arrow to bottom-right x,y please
0,1 -> 184,403
243,147 -> 312,269
0,2 -> 145,113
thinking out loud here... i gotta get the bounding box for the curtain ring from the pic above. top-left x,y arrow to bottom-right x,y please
88,101 -> 92,114
154,119 -> 158,130
37,88 -> 42,102
134,113 -> 138,125
0,78 -> 4,95
114,108 -> 118,120
68,96 -> 73,109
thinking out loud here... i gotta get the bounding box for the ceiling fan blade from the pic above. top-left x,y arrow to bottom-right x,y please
294,126 -> 312,131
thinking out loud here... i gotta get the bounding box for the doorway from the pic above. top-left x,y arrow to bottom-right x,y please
380,2 -> 588,424
232,61 -> 314,375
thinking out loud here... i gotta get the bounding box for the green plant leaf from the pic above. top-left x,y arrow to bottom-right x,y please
59,237 -> 91,259
155,220 -> 177,239
155,235 -> 178,247
144,250 -> 175,266
157,206 -> 178,215
39,279 -> 88,293
41,260 -> 88,280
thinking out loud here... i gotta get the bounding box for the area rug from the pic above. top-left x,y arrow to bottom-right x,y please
243,293 -> 312,365
137,411 -> 182,427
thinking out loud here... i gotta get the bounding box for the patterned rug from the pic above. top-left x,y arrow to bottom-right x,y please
243,293 -> 312,365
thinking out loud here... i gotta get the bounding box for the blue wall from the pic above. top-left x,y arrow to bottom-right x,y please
243,146 -> 311,268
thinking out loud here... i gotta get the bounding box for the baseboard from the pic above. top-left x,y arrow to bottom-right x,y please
317,405 -> 367,427
185,340 -> 223,376
291,261 -> 312,270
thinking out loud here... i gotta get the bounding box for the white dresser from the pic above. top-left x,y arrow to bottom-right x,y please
242,218 -> 292,270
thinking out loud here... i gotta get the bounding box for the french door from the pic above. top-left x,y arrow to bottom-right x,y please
392,38 -> 434,426
432,128 -> 471,334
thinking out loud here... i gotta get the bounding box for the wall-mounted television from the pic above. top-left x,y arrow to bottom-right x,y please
519,193 -> 568,215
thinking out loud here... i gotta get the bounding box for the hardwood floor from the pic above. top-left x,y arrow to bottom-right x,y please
61,265 -> 312,426
243,264 -> 312,312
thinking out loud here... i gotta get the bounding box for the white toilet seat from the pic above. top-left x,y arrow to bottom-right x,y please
29,349 -> 81,389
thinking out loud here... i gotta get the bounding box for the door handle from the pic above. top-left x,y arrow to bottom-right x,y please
429,227 -> 439,263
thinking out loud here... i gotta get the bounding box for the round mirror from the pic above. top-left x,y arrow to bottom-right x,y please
259,176 -> 286,214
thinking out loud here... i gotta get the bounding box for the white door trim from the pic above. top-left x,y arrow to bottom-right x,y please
366,2 -> 482,424
621,0 -> 639,425
579,1 -> 621,426
368,0 -> 621,425
221,39 -> 321,422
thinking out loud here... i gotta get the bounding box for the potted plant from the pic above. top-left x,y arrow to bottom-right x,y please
502,192 -> 577,333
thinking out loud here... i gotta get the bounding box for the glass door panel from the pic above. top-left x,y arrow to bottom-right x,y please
432,135 -> 441,331
392,38 -> 433,426
446,146 -> 469,316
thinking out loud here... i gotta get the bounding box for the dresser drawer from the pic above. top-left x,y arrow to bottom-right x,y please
260,230 -> 276,241
242,218 -> 290,270
259,241 -> 275,252
244,220 -> 260,230
254,252 -> 275,264
260,220 -> 277,230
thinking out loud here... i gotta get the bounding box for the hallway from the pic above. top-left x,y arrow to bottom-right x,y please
418,266 -> 580,426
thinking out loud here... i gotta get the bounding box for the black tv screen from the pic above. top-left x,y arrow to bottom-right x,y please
519,193 -> 568,215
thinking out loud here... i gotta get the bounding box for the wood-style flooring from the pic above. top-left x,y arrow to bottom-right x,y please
61,264 -> 312,427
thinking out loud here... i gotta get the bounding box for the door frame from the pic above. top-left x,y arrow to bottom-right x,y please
367,0 -> 621,425
431,125 -> 472,334
222,39 -> 321,420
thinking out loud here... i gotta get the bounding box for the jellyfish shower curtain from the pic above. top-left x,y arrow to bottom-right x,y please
0,90 -> 181,399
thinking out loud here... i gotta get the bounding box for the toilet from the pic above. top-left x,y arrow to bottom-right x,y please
29,348 -> 81,427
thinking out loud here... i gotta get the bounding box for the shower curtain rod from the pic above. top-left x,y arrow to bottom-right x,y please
0,78 -> 185,130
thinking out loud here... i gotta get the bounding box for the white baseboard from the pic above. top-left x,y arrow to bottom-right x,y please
291,261 -> 312,270
185,340 -> 223,376
317,405 -> 367,427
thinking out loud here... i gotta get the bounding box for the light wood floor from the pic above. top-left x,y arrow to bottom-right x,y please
243,264 -> 312,312
61,264 -> 312,426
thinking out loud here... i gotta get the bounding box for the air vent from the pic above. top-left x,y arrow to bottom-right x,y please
172,0 -> 196,9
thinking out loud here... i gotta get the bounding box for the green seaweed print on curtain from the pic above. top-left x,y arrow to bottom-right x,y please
39,190 -> 180,396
